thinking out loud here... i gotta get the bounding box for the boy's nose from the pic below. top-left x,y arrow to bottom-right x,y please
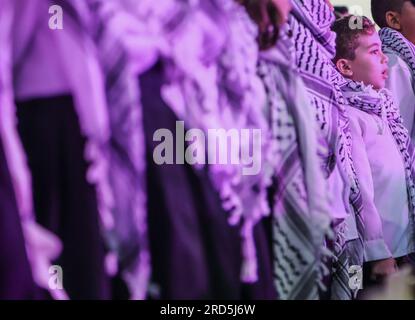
381,52 -> 389,64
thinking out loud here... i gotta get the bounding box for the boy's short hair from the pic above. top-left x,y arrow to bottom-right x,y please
371,0 -> 407,28
332,16 -> 376,63
334,6 -> 348,19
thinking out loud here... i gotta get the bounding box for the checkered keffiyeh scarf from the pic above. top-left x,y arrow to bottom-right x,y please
290,0 -> 365,299
258,27 -> 332,299
331,69 -> 365,299
290,0 -> 341,180
341,80 -> 415,224
86,0 -> 152,300
380,27 -> 415,81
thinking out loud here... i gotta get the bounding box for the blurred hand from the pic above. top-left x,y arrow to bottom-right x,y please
371,257 -> 398,280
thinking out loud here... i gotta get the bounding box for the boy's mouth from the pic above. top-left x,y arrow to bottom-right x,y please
382,69 -> 388,79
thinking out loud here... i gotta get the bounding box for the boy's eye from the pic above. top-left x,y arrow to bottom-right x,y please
371,49 -> 380,55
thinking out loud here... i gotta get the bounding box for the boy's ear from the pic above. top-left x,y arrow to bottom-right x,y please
336,59 -> 353,78
385,11 -> 402,31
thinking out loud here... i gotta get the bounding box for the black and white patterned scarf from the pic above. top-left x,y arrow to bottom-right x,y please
290,0 -> 339,178
258,27 -> 332,299
341,80 -> 415,229
380,27 -> 415,80
290,0 -> 365,299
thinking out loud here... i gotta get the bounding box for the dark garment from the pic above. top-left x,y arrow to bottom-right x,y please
140,62 -> 276,300
0,137 -> 39,299
16,95 -> 111,300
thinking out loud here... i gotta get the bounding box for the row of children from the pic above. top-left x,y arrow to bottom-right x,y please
1,0 -> 415,300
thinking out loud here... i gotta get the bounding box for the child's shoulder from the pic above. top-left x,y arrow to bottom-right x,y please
384,49 -> 413,76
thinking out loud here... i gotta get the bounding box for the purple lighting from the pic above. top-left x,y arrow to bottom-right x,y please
1,0 -> 415,301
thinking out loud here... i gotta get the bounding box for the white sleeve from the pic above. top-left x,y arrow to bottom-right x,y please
348,110 -> 392,262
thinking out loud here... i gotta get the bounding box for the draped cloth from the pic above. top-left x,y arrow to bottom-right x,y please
72,0 -> 151,299
0,0 -> 66,299
8,0 -> 114,299
290,0 -> 365,299
121,0 -> 277,284
41,0 -> 276,296
258,28 -> 332,299
380,28 -> 415,81
58,0 -> 276,293
331,69 -> 366,299
378,28 -> 415,250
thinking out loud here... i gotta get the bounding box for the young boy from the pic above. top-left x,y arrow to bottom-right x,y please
371,0 -> 415,143
333,16 -> 415,285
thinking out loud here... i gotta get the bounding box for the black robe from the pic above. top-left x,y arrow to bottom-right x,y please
15,95 -> 111,299
0,137 -> 38,299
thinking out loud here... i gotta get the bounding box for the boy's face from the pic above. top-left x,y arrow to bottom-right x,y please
348,32 -> 389,90
399,1 -> 415,45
